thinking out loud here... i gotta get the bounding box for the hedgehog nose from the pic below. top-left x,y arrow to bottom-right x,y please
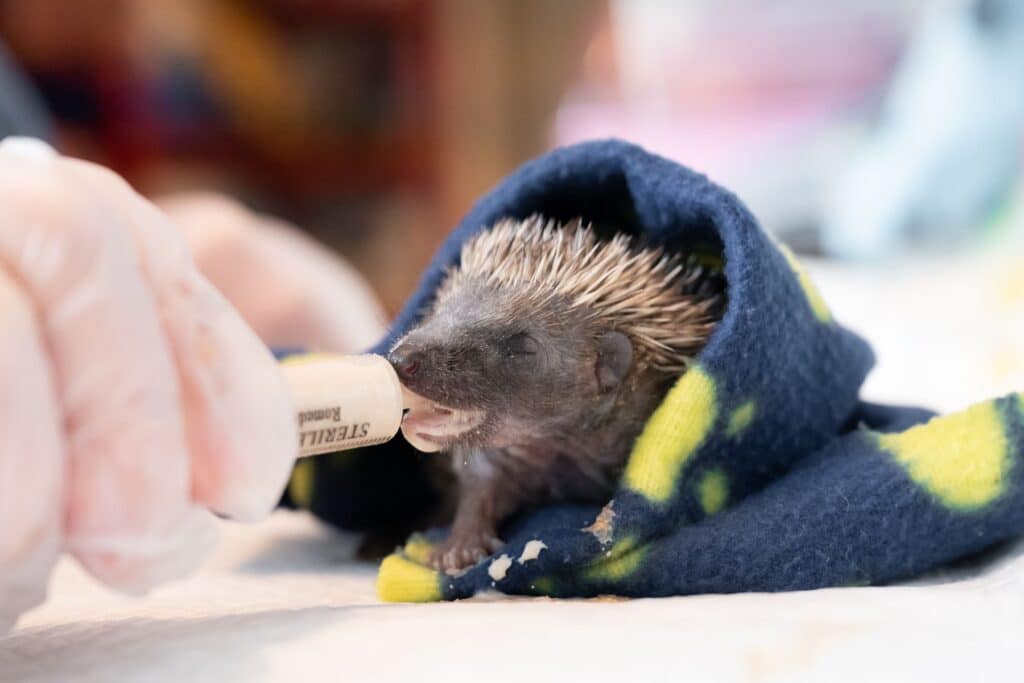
389,348 -> 422,381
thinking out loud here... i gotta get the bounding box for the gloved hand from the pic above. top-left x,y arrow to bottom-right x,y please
0,138 -> 300,632
160,193 -> 387,353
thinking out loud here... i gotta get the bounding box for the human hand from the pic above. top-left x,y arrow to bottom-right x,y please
0,139 -> 298,631
160,193 -> 387,354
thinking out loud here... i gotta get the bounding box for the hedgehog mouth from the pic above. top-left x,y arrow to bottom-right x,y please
400,387 -> 485,447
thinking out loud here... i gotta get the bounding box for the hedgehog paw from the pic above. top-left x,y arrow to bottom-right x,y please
430,531 -> 503,574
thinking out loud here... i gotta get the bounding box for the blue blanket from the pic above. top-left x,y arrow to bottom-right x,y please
289,139 -> 1024,602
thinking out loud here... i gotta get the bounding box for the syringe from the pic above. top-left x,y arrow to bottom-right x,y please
278,353 -> 440,456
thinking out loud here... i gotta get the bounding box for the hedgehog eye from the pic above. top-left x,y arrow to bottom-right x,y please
504,332 -> 538,357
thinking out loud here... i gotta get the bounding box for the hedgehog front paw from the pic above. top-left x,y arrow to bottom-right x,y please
430,530 -> 503,574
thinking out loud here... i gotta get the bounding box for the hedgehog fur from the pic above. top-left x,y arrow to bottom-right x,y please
434,215 -> 726,374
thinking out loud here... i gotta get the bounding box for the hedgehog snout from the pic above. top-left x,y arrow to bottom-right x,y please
388,345 -> 423,382
389,338 -> 458,388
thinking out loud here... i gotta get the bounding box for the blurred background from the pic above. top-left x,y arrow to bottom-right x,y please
0,0 -> 1020,409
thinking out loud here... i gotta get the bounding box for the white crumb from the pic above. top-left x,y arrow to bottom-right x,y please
518,540 -> 548,564
488,554 -> 513,581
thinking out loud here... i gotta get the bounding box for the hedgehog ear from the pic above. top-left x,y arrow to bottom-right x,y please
595,331 -> 633,393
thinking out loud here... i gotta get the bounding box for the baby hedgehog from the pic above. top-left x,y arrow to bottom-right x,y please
390,215 -> 726,572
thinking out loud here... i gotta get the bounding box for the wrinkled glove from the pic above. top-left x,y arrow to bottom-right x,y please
0,138 -> 301,631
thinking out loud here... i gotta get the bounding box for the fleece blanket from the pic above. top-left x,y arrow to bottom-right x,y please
287,139 -> 1024,602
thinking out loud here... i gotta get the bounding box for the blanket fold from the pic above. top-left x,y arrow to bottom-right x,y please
295,140 -> 1024,602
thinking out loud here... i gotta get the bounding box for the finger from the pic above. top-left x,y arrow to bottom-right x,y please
65,163 -> 298,521
0,265 -> 64,630
250,214 -> 388,351
0,139 -> 216,593
162,193 -> 387,352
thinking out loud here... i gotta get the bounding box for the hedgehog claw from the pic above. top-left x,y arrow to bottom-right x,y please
430,531 -> 503,574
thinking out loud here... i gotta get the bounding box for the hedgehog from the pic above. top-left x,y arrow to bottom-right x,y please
390,215 -> 726,572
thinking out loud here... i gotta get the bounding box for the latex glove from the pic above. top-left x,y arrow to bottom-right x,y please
0,138 -> 297,632
160,193 -> 387,353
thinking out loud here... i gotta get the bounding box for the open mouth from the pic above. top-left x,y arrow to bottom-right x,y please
400,387 -> 485,449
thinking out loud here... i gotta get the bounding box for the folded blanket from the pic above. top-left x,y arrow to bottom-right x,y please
289,139 -> 1024,602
